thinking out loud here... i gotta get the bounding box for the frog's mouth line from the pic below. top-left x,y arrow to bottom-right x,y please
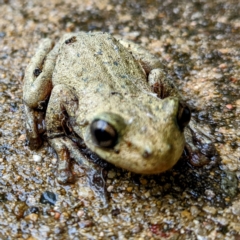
63,132 -> 113,169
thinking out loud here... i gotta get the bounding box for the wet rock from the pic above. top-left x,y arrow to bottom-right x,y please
40,191 -> 57,205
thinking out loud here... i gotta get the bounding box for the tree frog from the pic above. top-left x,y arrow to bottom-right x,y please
23,32 -> 192,190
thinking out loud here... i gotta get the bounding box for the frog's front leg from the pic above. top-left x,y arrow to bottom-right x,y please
45,84 -> 85,183
46,85 -> 107,201
23,39 -> 60,149
148,70 -> 218,167
184,119 -> 219,167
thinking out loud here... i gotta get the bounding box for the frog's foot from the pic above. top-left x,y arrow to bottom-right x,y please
184,119 -> 219,167
49,137 -> 108,204
62,137 -> 108,204
49,137 -> 79,184
57,148 -> 74,184
24,104 -> 45,150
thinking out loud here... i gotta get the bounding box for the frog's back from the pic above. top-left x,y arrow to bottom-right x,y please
52,32 -> 150,95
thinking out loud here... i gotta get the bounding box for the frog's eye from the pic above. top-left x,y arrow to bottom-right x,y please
177,104 -> 191,130
90,119 -> 118,148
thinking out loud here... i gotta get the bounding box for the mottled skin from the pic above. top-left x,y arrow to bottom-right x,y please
23,32 -> 189,194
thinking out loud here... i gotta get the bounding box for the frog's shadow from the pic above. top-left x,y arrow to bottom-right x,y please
64,131 -> 238,209
129,156 -> 238,208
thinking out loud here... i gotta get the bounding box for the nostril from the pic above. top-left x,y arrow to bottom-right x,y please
142,147 -> 152,158
177,102 -> 191,130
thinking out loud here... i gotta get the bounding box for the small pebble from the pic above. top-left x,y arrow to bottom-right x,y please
131,224 -> 142,233
33,154 -> 42,162
190,206 -> 200,217
140,178 -> 148,185
60,212 -> 70,222
225,104 -> 233,110
25,213 -> 38,221
51,158 -> 57,164
215,216 -> 229,226
27,237 -> 37,240
24,206 -> 39,217
228,163 -> 238,171
205,189 -> 216,199
219,63 -> 227,69
79,220 -> 92,228
77,210 -> 84,218
54,212 -> 61,220
180,228 -> 185,234
230,77 -> 237,83
107,185 -> 114,192
111,208 -> 120,216
40,191 -> 57,205
107,170 -> 116,179
232,201 -> 240,215
181,210 -> 191,218
202,206 -> 217,215
144,191 -> 150,198
18,134 -> 26,141
14,202 -> 28,219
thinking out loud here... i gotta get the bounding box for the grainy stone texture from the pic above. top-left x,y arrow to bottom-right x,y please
0,0 -> 239,239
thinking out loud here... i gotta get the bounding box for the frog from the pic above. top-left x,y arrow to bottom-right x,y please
23,32 -> 208,201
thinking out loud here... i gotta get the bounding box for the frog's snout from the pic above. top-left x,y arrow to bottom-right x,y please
176,102 -> 191,130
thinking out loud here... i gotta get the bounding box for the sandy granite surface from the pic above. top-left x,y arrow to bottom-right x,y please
0,0 -> 239,239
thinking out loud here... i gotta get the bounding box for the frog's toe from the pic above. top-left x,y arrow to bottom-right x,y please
27,135 -> 43,150
57,169 -> 75,184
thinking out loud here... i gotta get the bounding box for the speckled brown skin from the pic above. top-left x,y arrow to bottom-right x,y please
23,32 -> 186,186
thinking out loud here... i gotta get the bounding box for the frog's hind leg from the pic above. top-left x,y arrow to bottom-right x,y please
23,39 -> 60,149
23,39 -> 58,108
116,37 -> 162,74
116,37 -> 180,98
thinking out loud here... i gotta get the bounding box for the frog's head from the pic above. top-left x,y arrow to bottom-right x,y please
84,96 -> 191,174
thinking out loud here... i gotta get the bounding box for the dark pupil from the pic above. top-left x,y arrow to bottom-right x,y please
95,128 -> 112,142
91,120 -> 117,148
